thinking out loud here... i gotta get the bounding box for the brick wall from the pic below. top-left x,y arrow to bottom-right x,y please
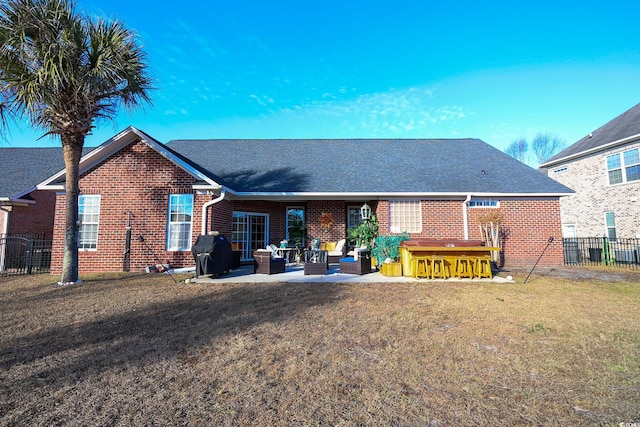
375,198 -> 564,268
51,139 -> 210,274
468,199 -> 564,267
6,190 -> 57,238
209,199 -> 233,238
49,139 -> 565,273
306,200 -> 347,242
545,140 -> 640,238
222,198 -> 563,268
227,200 -> 288,245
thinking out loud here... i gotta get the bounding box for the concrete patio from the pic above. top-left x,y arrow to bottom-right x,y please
186,264 -> 515,284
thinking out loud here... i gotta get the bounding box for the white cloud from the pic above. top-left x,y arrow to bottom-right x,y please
275,85 -> 472,137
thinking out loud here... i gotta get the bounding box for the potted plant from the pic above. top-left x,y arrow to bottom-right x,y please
372,232 -> 410,276
348,215 -> 379,266
347,226 -> 361,248
351,214 -> 378,250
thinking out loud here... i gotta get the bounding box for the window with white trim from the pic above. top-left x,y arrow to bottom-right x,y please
607,148 -> 640,185
389,200 -> 421,233
167,194 -> 193,251
605,212 -> 616,240
562,224 -> 577,238
78,195 -> 100,250
468,199 -> 499,208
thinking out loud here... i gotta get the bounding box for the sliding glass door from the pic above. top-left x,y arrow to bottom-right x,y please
232,212 -> 269,260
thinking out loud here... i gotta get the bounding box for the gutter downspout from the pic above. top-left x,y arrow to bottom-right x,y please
462,194 -> 472,240
201,189 -> 226,235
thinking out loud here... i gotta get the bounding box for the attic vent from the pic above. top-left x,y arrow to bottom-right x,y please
553,167 -> 568,174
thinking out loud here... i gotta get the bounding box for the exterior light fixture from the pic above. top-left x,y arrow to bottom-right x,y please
360,203 -> 372,221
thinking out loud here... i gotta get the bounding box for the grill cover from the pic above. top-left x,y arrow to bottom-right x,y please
191,234 -> 233,277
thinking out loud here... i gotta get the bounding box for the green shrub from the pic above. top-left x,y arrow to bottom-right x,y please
372,233 -> 410,265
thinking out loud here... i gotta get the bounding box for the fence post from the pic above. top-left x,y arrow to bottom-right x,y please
26,238 -> 34,275
0,235 -> 5,272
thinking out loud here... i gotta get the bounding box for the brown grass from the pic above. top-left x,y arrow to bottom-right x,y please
1,270 -> 639,426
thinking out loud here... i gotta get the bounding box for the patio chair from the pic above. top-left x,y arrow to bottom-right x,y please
339,251 -> 371,275
304,249 -> 328,275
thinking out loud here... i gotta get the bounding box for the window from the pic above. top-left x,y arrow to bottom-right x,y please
167,194 -> 193,251
562,224 -> 577,238
468,199 -> 499,208
605,212 -> 616,240
347,205 -> 363,230
607,148 -> 640,185
607,153 -> 623,184
624,148 -> 640,182
78,195 -> 100,250
389,200 -> 421,233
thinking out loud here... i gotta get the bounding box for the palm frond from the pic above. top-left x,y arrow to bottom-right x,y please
0,0 -> 153,139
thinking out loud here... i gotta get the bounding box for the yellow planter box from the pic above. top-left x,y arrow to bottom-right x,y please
380,262 -> 402,277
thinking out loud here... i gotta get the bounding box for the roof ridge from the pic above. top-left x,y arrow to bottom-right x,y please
542,102 -> 640,166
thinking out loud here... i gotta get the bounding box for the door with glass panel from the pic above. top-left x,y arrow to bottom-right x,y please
286,207 -> 305,248
232,212 -> 269,260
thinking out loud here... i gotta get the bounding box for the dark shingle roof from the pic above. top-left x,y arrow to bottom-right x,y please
0,147 -> 92,199
0,148 -> 67,199
167,138 -> 572,195
543,103 -> 640,165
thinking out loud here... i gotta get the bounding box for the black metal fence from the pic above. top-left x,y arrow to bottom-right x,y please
563,237 -> 640,269
0,233 -> 52,276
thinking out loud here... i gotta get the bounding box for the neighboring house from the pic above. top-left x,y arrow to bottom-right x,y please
0,148 -> 73,242
540,103 -> 640,239
37,126 -> 573,274
0,147 -> 91,272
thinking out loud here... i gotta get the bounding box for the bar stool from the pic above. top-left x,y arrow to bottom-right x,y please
454,256 -> 474,279
474,255 -> 493,279
412,256 -> 430,279
430,255 -> 448,279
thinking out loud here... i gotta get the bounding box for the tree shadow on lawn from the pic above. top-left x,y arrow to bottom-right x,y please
0,281 -> 343,391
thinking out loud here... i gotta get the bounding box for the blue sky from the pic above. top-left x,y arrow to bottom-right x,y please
5,0 -> 640,151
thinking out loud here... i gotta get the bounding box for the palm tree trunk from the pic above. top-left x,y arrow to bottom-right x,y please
60,135 -> 84,284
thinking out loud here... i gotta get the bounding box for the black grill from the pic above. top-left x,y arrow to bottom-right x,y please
191,234 -> 233,277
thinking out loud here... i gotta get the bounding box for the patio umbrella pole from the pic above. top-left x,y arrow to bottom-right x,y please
138,235 -> 177,283
523,237 -> 554,284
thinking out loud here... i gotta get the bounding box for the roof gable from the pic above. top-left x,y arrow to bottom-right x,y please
542,103 -> 640,167
167,138 -> 572,196
37,126 -> 221,190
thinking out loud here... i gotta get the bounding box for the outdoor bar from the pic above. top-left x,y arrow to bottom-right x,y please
399,239 -> 499,278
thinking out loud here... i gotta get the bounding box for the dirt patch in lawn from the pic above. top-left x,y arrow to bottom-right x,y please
1,270 -> 638,426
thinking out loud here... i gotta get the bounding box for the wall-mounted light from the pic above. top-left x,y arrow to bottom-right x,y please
360,203 -> 372,221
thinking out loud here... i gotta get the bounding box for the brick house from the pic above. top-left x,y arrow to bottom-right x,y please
38,126 -> 572,274
1,148 -> 87,271
0,148 -> 71,239
539,103 -> 640,239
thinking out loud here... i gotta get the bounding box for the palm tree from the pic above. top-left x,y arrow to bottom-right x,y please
0,0 -> 152,284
